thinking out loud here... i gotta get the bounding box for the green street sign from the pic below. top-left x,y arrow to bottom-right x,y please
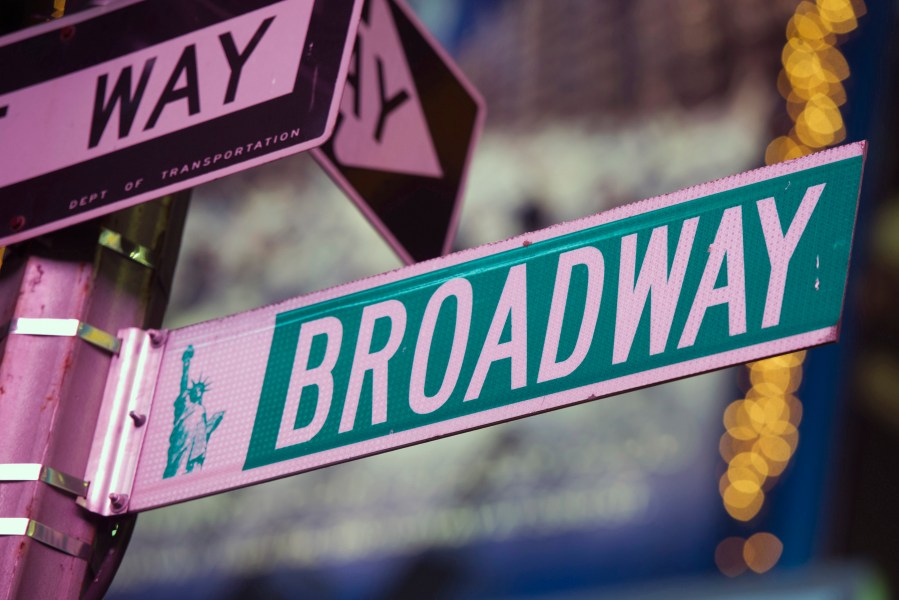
80,143 -> 864,515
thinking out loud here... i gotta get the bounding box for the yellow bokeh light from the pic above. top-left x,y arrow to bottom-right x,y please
747,381 -> 791,399
725,349 -> 803,512
744,396 -> 782,421
750,360 -> 797,385
796,117 -> 844,148
756,435 -> 794,463
797,122 -> 827,149
781,423 -> 800,452
731,451 -> 770,478
751,390 -> 789,409
725,0 -> 861,542
795,115 -> 838,148
724,401 -> 760,438
789,4 -> 836,43
723,401 -> 760,439
720,469 -> 763,497
744,532 -> 784,573
720,433 -> 756,463
729,426 -> 759,442
719,433 -> 739,462
51,0 -> 66,19
817,0 -> 860,33
728,469 -> 764,493
715,537 -> 748,577
759,419 -> 798,439
786,95 -> 808,121
783,41 -> 822,80
723,400 -> 745,426
796,16 -> 828,42
819,47 -> 851,80
807,90 -> 843,115
749,371 -> 794,396
827,80 -> 848,105
765,135 -> 811,164
763,352 -> 806,368
792,79 -> 846,104
777,69 -> 793,99
746,401 -> 791,433
723,483 -> 763,509
786,71 -> 848,105
764,455 -> 790,478
783,41 -> 850,85
724,487 -> 765,521
786,394 -> 804,426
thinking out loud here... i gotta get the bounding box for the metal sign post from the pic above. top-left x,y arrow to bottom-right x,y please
0,193 -> 190,600
76,143 -> 863,516
0,0 -> 363,247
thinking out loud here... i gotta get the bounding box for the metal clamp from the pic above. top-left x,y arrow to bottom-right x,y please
98,227 -> 155,269
0,518 -> 91,560
9,318 -> 121,354
0,464 -> 89,497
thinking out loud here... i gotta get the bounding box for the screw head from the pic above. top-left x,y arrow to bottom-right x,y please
108,493 -> 129,513
147,329 -> 166,347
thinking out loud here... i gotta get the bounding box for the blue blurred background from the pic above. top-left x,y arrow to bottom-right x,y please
106,0 -> 897,598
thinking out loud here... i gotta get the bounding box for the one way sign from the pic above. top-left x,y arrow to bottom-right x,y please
0,0 -> 362,246
313,0 -> 485,264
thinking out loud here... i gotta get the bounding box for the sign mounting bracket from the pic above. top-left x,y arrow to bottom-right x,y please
79,328 -> 165,516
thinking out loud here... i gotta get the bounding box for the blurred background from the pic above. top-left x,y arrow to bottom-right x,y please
92,0 -> 897,597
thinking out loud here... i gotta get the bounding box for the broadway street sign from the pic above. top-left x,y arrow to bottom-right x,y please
81,143 -> 864,515
0,0 -> 362,246
312,0 -> 485,263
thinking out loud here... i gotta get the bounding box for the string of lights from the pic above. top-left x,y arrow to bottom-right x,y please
715,0 -> 865,577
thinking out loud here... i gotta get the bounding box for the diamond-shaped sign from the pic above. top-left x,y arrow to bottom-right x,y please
313,0 -> 485,264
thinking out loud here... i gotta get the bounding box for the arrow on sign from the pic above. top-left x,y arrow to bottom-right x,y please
331,0 -> 442,178
313,0 -> 485,264
78,143 -> 864,515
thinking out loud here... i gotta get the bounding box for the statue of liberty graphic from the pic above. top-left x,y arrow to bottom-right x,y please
163,345 -> 224,478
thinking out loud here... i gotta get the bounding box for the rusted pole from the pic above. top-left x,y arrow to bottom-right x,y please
0,193 -> 189,599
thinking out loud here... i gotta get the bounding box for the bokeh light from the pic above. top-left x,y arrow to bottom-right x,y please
716,532 -> 785,577
719,354 -> 804,523
715,536 -> 748,577
764,0 -> 860,169
743,532 -> 785,574
721,0 -> 861,576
